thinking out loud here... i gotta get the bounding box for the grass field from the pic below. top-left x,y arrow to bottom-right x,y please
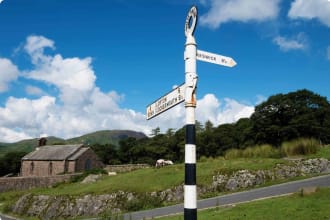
29,146 -> 330,196
1,146 -> 329,219
25,157 -> 284,196
158,187 -> 330,220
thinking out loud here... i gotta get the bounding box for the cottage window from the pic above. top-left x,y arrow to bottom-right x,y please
30,162 -> 34,175
48,162 -> 53,175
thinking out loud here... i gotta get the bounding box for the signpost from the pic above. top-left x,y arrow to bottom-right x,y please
146,5 -> 236,220
197,50 -> 237,67
146,84 -> 185,120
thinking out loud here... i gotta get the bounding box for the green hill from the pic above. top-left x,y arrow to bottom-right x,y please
0,130 -> 146,156
66,130 -> 146,146
0,136 -> 65,155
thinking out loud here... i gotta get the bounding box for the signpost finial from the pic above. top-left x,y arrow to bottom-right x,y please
185,6 -> 198,37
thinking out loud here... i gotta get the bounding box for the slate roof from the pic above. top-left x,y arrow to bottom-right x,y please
67,147 -> 89,160
22,144 -> 85,161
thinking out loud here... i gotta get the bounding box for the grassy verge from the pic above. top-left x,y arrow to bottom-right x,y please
159,187 -> 330,220
0,146 -> 329,218
6,157 -> 284,197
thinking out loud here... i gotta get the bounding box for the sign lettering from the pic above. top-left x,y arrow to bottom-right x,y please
197,50 -> 237,67
146,84 -> 185,120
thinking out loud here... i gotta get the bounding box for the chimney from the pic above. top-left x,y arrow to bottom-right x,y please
38,137 -> 47,148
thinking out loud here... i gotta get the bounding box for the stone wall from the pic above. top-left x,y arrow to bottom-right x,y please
211,158 -> 330,192
0,174 -> 79,193
10,158 -> 330,219
105,164 -> 150,173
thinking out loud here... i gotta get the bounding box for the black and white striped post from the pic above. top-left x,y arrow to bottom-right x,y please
147,6 -> 236,220
184,6 -> 198,220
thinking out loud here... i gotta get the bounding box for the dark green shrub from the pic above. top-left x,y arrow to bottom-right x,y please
281,138 -> 320,156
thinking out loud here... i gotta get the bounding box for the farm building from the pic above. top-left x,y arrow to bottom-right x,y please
21,144 -> 104,177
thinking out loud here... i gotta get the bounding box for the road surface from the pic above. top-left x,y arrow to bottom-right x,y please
122,174 -> 330,220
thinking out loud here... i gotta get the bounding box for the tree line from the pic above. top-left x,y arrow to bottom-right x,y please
1,89 -> 330,175
93,89 -> 330,165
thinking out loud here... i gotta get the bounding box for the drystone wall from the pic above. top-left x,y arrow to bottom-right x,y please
105,164 -> 150,173
0,174 -> 79,193
11,158 -> 330,219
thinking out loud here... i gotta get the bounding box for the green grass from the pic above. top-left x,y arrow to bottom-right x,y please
225,138 -> 323,160
29,157 -> 283,196
1,146 -> 329,218
225,144 -> 280,159
308,145 -> 330,160
159,187 -> 330,220
0,156 -> 284,198
281,138 -> 320,157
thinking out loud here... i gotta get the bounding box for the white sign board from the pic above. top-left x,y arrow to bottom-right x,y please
146,84 -> 185,120
197,50 -> 237,67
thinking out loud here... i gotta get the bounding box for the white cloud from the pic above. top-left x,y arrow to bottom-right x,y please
25,86 -> 45,96
200,0 -> 280,29
0,35 -> 256,142
0,58 -> 19,92
147,94 -> 254,134
0,35 -> 150,142
288,0 -> 330,27
0,127 -> 32,143
273,33 -> 307,51
24,35 -> 55,65
197,95 -> 254,125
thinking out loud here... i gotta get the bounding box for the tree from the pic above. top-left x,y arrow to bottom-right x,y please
251,89 -> 330,146
118,137 -> 138,163
91,144 -> 119,165
0,151 -> 27,176
151,127 -> 161,137
204,120 -> 214,132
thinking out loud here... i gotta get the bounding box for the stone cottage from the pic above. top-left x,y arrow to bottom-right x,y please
21,144 -> 104,177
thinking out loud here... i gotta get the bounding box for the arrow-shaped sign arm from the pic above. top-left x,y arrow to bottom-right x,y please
196,50 -> 237,67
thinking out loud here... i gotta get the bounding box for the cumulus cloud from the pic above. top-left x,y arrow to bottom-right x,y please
200,0 -> 280,29
0,35 -> 150,142
196,94 -> 254,125
148,94 -> 254,134
273,33 -> 308,51
288,0 -> 330,27
0,58 -> 19,92
25,85 -> 45,96
0,35 -> 256,142
0,127 -> 32,143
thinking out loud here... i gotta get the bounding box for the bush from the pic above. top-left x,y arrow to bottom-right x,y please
281,138 -> 320,157
244,144 -> 280,158
225,145 -> 280,159
224,149 -> 242,159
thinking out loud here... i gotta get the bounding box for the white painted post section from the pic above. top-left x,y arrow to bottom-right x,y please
184,6 -> 198,220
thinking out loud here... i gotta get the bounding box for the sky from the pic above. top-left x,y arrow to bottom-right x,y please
0,0 -> 329,143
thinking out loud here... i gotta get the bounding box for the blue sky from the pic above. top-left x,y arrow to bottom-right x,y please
0,0 -> 329,142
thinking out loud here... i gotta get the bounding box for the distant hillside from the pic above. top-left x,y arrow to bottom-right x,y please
0,130 -> 147,156
66,130 -> 146,146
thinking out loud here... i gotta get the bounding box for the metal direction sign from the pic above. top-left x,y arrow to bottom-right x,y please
146,84 -> 185,120
197,49 -> 237,67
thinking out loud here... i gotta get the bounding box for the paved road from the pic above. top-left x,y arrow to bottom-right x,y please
2,174 -> 330,220
122,174 -> 330,220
